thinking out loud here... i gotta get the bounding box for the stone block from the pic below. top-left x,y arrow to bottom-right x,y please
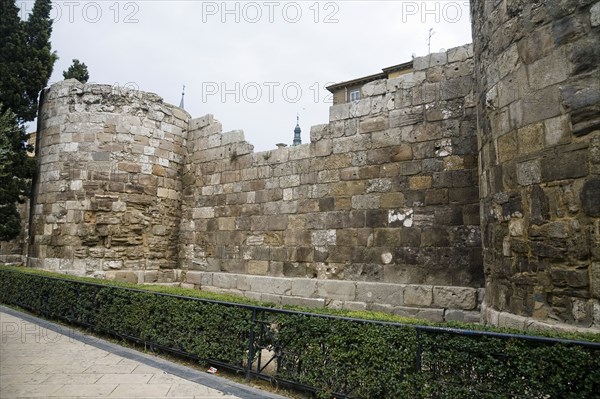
315,138 -> 333,157
425,189 -> 448,205
444,309 -> 481,323
447,44 -> 473,63
212,272 -> 238,289
389,108 -> 424,127
527,51 -> 571,91
412,82 -> 438,105
111,271 -> 138,284
433,286 -> 478,310
251,215 -> 288,231
351,194 -> 380,210
440,75 -> 473,100
391,145 -> 413,161
366,178 -> 392,193
409,176 -> 432,190
581,178 -> 600,217
517,123 -> 544,155
498,312 -> 526,330
248,260 -> 269,275
356,282 -> 404,306
516,160 -> 541,186
544,115 -> 571,146
329,103 -> 350,121
291,278 -> 318,297
414,51 -> 447,70
221,130 -> 244,145
380,193 -> 406,208
249,275 -> 291,295
311,230 -> 336,246
189,114 -> 214,131
333,135 -> 368,154
541,149 -> 587,181
186,271 -> 211,286
403,285 -> 433,307
103,260 -> 123,270
517,24 -> 553,65
359,116 -> 388,134
521,86 -> 562,126
317,280 -> 356,301
310,124 -> 330,142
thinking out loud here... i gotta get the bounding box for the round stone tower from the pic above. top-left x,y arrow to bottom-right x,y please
472,0 -> 600,330
29,80 -> 190,282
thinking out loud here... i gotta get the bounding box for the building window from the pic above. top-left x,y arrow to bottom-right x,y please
349,89 -> 360,102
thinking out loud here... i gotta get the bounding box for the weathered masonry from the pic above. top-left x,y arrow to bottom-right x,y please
16,41 -> 483,324
472,0 -> 600,331
1,0 -> 599,333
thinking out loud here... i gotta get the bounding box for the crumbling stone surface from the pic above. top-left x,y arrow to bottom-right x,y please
472,0 -> 600,329
28,80 -> 190,274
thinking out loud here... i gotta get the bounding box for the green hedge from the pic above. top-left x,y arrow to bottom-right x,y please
1,267 -> 599,398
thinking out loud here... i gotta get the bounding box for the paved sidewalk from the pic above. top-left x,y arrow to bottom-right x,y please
0,306 -> 288,399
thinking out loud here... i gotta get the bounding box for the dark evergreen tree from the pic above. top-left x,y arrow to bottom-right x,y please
0,106 -> 35,241
22,0 -> 57,121
0,0 -> 57,122
63,59 -> 89,83
0,0 -> 56,240
0,0 -> 28,122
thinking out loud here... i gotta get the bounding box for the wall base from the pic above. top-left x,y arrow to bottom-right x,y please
481,303 -> 600,334
185,271 -> 482,323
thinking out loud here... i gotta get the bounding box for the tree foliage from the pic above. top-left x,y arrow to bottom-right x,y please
0,0 -> 57,123
63,59 -> 89,83
0,107 -> 35,240
0,0 -> 56,240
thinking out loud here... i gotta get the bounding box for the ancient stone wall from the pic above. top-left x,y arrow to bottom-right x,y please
472,0 -> 600,330
178,44 -> 483,321
9,7 -> 598,330
28,80 -> 190,281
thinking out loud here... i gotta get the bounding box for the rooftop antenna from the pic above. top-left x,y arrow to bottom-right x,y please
427,28 -> 435,54
179,84 -> 185,109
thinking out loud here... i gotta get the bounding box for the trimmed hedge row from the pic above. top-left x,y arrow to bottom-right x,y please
1,267 -> 599,398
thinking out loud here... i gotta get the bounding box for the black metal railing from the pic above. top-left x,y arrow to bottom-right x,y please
1,268 -> 598,398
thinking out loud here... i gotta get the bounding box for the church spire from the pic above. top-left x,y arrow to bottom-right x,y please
179,85 -> 185,109
293,113 -> 301,146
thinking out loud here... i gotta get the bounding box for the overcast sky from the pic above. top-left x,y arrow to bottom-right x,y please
20,1 -> 473,152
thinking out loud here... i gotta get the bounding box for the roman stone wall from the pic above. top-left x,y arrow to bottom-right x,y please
472,0 -> 600,330
28,80 -> 190,281
6,10 -> 597,330
178,44 -> 483,321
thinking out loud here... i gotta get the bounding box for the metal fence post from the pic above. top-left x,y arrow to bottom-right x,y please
416,329 -> 422,372
246,307 -> 257,382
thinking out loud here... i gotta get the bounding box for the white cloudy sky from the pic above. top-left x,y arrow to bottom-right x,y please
21,1 -> 473,152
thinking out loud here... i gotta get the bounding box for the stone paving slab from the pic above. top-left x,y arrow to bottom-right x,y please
0,306 -> 288,399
